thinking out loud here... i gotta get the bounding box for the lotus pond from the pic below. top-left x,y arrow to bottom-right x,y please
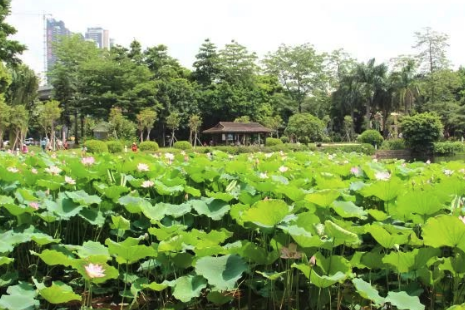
1,150 -> 465,310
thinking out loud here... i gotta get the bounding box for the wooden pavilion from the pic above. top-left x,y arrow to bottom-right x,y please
202,122 -> 273,146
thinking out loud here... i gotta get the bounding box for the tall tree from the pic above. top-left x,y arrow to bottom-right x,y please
193,39 -> 221,86
35,100 -> 62,149
0,97 -> 10,147
413,27 -> 450,74
390,57 -> 420,113
6,64 -> 39,110
188,114 -> 202,147
9,105 -> 28,150
166,111 -> 180,147
136,108 -> 157,141
0,0 -> 26,66
219,40 -> 257,85
355,59 -> 388,129
263,43 -> 327,113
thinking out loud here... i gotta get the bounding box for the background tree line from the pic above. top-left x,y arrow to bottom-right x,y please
1,0 -> 465,147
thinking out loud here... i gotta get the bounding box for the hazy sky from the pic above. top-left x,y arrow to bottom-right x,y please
8,0 -> 465,78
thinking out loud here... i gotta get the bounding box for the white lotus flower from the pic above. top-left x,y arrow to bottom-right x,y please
279,166 -> 288,173
65,176 -> 76,185
7,167 -> 18,173
84,263 -> 105,278
375,171 -> 391,181
31,168 -> 38,174
265,153 -> 273,158
259,172 -> 268,179
137,163 -> 149,172
165,153 -> 175,161
45,166 -> 62,175
141,180 -> 154,188
444,169 -> 454,176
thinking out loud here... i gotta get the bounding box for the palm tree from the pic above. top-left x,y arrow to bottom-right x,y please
355,59 -> 388,129
390,59 -> 420,114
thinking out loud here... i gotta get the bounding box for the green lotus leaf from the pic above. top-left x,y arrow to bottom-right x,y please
447,304 -> 465,310
103,185 -> 129,200
331,201 -> 367,219
0,257 -> 13,266
194,255 -> 247,291
385,291 -> 425,310
118,195 -> 151,214
2,203 -> 33,216
205,190 -> 235,202
422,215 -> 465,252
382,251 -> 416,273
0,195 -> 14,205
241,200 -> 290,228
143,281 -> 169,292
310,270 -> 346,288
368,209 -> 389,221
275,185 -> 306,202
0,282 -> 38,310
325,220 -> 360,246
394,191 -> 443,218
172,275 -> 207,302
33,249 -> 74,267
191,198 -> 230,221
45,193 -> 82,219
184,186 -> 201,197
207,291 -> 234,305
106,237 -> 157,264
256,270 -> 286,281
30,233 -> 61,246
37,281 -> 81,304
75,241 -> 110,261
110,215 -> 131,231
148,224 -> 187,241
65,190 -> 101,206
154,180 -> 183,196
360,179 -> 403,202
366,224 -> 409,249
79,208 -> 105,227
352,278 -> 384,306
306,190 -> 340,207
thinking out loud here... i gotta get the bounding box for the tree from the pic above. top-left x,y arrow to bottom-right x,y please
234,116 -> 251,123
188,114 -> 202,147
219,40 -> 257,85
0,0 -> 26,66
343,115 -> 355,142
355,59 -> 388,129
263,43 -> 327,113
193,39 -> 221,86
413,27 -> 450,74
36,100 -> 62,150
136,108 -> 157,141
0,97 -> 10,147
260,115 -> 283,138
9,105 -> 28,150
6,64 -> 39,110
108,107 -> 136,141
166,111 -> 181,147
285,113 -> 326,143
401,112 -> 443,153
390,57 -> 420,113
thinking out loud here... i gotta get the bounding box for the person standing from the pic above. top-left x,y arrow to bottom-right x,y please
131,142 -> 138,152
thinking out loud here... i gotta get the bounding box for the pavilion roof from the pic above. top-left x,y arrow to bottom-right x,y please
203,122 -> 273,134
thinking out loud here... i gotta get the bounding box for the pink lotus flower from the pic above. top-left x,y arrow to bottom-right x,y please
309,255 -> 317,266
375,171 -> 391,181
279,166 -> 288,173
137,163 -> 149,172
81,157 -> 95,166
350,167 -> 360,175
84,263 -> 105,278
141,180 -> 154,188
45,166 -> 62,175
280,243 -> 302,259
29,202 -> 39,210
7,167 -> 18,173
65,176 -> 76,185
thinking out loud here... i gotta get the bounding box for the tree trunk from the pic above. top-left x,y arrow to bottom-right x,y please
365,100 -> 371,130
0,129 -> 3,149
193,131 -> 197,147
146,128 -> 151,141
140,130 -> 143,142
189,130 -> 193,144
80,114 -> 85,143
74,109 -> 80,146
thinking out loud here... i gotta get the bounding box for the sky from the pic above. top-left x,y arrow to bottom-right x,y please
7,0 -> 465,80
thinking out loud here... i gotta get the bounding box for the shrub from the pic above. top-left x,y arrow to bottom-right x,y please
401,113 -> 443,153
266,137 -> 283,146
280,136 -> 290,143
433,141 -> 465,155
173,141 -> 192,150
285,113 -> 326,143
139,141 -> 159,152
380,139 -> 406,150
357,130 -> 384,147
106,141 -> 123,153
85,140 -> 108,153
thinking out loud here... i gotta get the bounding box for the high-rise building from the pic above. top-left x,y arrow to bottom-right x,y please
85,27 -> 110,49
46,18 -> 71,73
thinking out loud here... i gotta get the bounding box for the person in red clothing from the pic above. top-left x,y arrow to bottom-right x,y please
131,142 -> 138,152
